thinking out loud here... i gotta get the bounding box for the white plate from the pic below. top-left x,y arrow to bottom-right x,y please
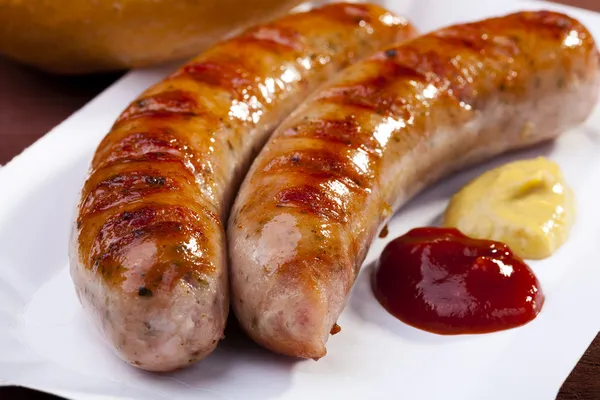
1,0 -> 599,399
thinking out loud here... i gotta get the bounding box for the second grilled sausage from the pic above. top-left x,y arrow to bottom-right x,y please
228,10 -> 600,359
69,3 -> 417,371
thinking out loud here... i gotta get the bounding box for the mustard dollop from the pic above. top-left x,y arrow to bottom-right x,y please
443,157 -> 574,259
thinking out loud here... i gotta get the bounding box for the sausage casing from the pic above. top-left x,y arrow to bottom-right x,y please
69,3 -> 417,371
228,11 -> 600,358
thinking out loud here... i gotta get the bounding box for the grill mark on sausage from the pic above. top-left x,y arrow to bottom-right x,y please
433,27 -> 521,61
93,206 -> 179,253
175,61 -> 261,103
102,153 -> 196,175
282,117 -> 383,157
261,147 -> 372,189
275,177 -> 357,223
274,249 -> 352,295
78,191 -> 220,265
391,46 -> 477,104
95,128 -> 194,166
87,204 -> 218,289
320,37 -> 511,117
515,10 -> 580,39
117,90 -> 202,123
315,62 -> 425,116
430,31 -> 527,99
93,127 -> 205,180
91,223 -> 215,291
80,169 -> 183,217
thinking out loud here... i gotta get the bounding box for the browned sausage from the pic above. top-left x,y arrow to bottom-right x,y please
228,10 -> 600,359
69,2 -> 417,371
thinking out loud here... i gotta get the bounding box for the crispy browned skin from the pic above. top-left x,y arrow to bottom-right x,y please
69,3 -> 417,372
229,11 -> 600,358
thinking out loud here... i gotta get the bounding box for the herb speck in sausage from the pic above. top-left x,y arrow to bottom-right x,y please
197,277 -> 209,288
145,176 -> 166,186
385,48 -> 397,58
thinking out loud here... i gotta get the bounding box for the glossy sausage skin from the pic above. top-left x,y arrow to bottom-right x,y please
69,3 -> 417,371
229,11 -> 600,358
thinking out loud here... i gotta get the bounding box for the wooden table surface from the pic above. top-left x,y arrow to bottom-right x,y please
1,0 -> 599,398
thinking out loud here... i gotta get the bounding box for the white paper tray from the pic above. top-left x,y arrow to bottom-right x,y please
1,0 -> 599,399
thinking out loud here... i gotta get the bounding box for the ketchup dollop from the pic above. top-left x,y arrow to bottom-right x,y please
372,227 -> 544,334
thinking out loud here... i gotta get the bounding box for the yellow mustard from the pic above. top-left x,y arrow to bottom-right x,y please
443,157 -> 574,260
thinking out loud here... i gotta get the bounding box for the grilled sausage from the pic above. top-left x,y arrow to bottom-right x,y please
228,10 -> 600,359
69,3 -> 417,371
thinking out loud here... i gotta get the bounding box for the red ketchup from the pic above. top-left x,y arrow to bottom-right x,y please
372,227 -> 544,334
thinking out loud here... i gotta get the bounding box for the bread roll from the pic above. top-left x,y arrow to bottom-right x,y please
0,0 -> 307,74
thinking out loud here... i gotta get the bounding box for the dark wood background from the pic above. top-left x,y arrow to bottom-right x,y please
1,0 -> 599,398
